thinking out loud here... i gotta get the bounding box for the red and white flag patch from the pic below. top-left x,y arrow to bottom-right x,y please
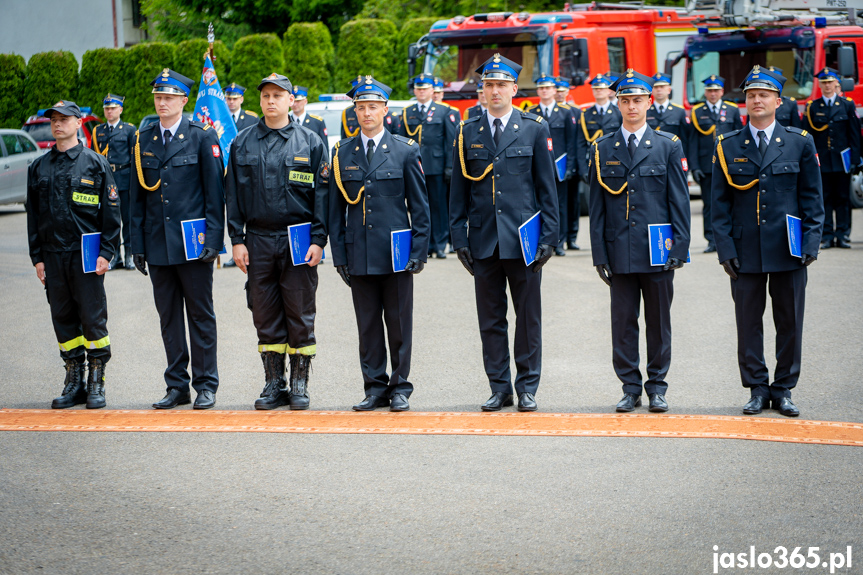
418,159 -> 424,175
815,153 -> 820,167
547,138 -> 553,151
681,158 -> 688,172
212,145 -> 221,158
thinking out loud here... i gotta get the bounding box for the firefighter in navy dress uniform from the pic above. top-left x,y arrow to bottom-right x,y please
227,73 -> 329,411
400,73 -> 458,259
225,83 -> 258,132
646,73 -> 689,148
130,69 -> 226,410
689,75 -> 744,253
91,93 -> 137,270
449,54 -> 558,412
527,75 -> 577,256
712,66 -> 824,417
577,74 -> 622,185
588,70 -> 691,413
328,77 -> 430,412
466,82 -> 487,119
290,85 -> 328,143
556,77 -> 583,249
27,100 -> 120,409
803,67 -> 861,249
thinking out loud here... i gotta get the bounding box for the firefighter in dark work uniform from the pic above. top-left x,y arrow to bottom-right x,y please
130,68 -> 226,410
226,73 -> 330,410
27,100 -> 120,409
91,93 -> 136,270
225,83 -> 258,132
765,67 -> 802,129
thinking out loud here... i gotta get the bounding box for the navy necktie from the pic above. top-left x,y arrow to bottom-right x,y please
627,133 -> 637,158
493,118 -> 502,147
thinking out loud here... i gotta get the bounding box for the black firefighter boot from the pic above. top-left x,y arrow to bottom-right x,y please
288,355 -> 311,410
52,358 -> 87,409
86,358 -> 107,409
254,352 -> 289,410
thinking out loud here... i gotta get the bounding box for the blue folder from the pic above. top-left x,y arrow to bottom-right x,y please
519,211 -> 542,266
648,223 -> 691,266
81,232 -> 101,273
181,218 -> 207,260
288,222 -> 325,266
786,214 -> 802,258
840,147 -> 852,174
391,229 -> 412,273
555,153 -> 567,182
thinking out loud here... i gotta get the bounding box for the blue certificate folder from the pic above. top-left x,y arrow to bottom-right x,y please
840,148 -> 852,174
648,223 -> 691,266
288,222 -> 325,266
81,233 -> 101,273
519,211 -> 541,266
181,218 -> 207,261
786,214 -> 802,258
555,153 -> 567,182
391,229 -> 412,273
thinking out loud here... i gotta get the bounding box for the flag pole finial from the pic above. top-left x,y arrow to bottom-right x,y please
207,23 -> 216,62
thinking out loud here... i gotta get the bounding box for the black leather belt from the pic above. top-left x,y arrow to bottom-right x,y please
247,226 -> 290,237
110,163 -> 130,172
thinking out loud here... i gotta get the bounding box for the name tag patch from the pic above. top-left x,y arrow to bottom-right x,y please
289,171 -> 314,185
606,161 -> 620,165
734,158 -> 748,162
72,192 -> 99,205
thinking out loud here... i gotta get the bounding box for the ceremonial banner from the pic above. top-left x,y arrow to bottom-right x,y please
193,55 -> 237,168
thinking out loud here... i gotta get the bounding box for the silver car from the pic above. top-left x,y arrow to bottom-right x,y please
0,129 -> 42,205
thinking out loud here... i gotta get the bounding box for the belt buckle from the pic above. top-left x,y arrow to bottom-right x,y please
110,164 -> 117,172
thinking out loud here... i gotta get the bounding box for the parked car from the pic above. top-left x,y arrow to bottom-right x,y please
306,96 -> 414,152
0,129 -> 42,205
22,108 -> 101,150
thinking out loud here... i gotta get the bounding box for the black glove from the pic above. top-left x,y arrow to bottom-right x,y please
693,169 -> 706,182
444,167 -> 452,180
663,257 -> 684,272
595,264 -> 612,287
532,243 -> 554,273
721,258 -> 740,280
564,170 -> 573,181
580,173 -> 589,185
456,247 -> 474,276
801,253 -> 816,267
404,259 -> 425,274
133,254 -> 148,276
336,265 -> 351,287
198,247 -> 218,263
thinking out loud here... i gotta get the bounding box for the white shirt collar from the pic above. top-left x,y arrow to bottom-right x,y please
749,121 -> 777,145
108,120 -> 120,129
160,116 -> 182,138
360,129 -> 385,153
541,103 -> 554,116
596,103 -> 607,115
487,108 -> 514,133
417,100 -> 432,112
823,95 -> 834,107
292,111 -> 306,125
655,102 -> 666,113
620,123 -> 649,148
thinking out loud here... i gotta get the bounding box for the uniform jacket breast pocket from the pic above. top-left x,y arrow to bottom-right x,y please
467,148 -> 490,177
70,176 -> 101,214
771,161 -> 799,191
639,164 -> 666,192
172,154 -> 198,168
375,168 -> 403,196
142,157 -> 160,171
664,119 -> 680,127
287,155 -> 314,188
339,168 -> 363,194
505,146 -> 533,174
730,162 -> 757,188
602,165 -> 627,188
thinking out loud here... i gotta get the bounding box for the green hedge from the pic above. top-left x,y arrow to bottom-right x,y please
230,33 -> 285,116
335,19 -> 398,96
284,23 -> 334,101
394,18 -> 439,99
0,54 -> 27,128
78,48 -> 129,116
174,39 -> 231,112
123,42 -> 177,126
24,51 -> 78,118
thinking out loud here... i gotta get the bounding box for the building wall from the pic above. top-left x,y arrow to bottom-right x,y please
0,0 -> 144,63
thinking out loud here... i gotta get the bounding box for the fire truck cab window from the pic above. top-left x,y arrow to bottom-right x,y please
824,41 -> 859,83
607,38 -> 627,76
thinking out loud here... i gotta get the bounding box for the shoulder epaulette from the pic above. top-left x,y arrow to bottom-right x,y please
785,126 -> 808,137
139,122 -> 158,133
671,103 -> 685,109
308,113 -> 323,121
654,130 -> 678,142
723,100 -> 737,107
520,110 -> 542,122
717,128 -> 744,142
462,115 -> 481,125
391,134 -> 415,146
336,137 -> 354,149
245,110 -> 258,117
847,96 -> 854,102
558,103 -> 571,109
526,105 -> 540,112
189,120 -> 206,129
693,102 -> 705,109
391,111 -> 399,116
789,97 -> 797,102
596,133 -> 615,144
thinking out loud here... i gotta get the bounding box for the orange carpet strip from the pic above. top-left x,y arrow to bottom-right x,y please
1,409 -> 862,446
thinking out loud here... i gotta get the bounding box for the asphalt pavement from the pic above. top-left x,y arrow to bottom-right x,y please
0,203 -> 860,575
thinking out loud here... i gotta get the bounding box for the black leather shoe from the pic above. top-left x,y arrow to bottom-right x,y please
616,393 -> 642,412
194,390 -> 216,409
703,242 -> 716,253
554,247 -> 566,257
481,392 -> 514,412
435,250 -> 447,259
517,392 -> 537,412
390,393 -> 410,412
742,396 -> 769,415
153,388 -> 191,409
124,254 -> 134,270
223,258 -> 237,267
774,397 -> 800,417
820,240 -> 833,250
52,359 -> 87,409
352,395 -> 389,411
648,393 -> 668,412
836,238 -> 851,249
567,243 -> 580,251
